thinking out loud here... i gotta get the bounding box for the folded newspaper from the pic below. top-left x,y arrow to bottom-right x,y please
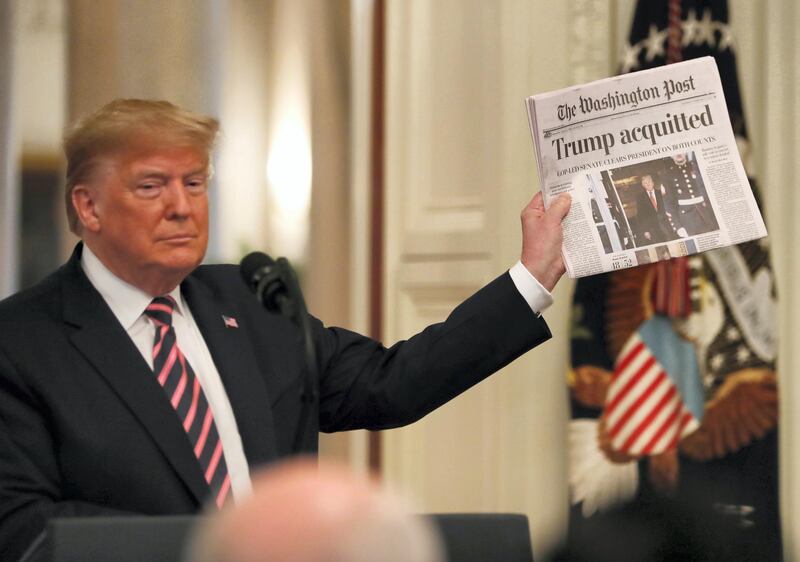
526,57 -> 767,278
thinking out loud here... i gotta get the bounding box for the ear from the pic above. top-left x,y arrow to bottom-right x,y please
71,185 -> 102,233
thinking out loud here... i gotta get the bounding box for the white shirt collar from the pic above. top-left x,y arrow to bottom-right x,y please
80,244 -> 186,330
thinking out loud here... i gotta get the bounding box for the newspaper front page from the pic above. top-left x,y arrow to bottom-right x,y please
526,57 -> 766,278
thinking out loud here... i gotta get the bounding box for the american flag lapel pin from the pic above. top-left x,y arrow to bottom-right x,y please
222,315 -> 239,329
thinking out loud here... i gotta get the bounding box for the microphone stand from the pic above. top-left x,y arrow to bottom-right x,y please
254,258 -> 319,454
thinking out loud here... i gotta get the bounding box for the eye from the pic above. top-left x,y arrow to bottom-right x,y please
186,177 -> 208,193
135,182 -> 162,198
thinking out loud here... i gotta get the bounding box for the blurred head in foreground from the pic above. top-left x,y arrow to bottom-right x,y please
186,459 -> 444,562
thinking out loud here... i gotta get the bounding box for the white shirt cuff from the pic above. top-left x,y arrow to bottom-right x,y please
509,261 -> 553,315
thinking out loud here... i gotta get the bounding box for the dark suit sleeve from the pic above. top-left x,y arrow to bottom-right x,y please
0,349 -> 135,561
312,271 -> 551,432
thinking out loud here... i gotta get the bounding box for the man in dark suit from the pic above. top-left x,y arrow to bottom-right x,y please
0,100 -> 570,560
631,173 -> 675,247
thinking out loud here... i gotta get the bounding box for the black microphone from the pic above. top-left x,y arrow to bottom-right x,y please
240,251 -> 294,316
239,251 -> 319,454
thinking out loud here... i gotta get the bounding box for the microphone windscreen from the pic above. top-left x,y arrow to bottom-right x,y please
240,251 -> 274,288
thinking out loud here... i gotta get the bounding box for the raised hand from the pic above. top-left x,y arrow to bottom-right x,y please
520,192 -> 571,292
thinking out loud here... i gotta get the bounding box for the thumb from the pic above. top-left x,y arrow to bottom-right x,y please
547,193 -> 572,220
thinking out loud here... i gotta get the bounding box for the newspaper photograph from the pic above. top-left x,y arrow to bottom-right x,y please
526,57 -> 767,278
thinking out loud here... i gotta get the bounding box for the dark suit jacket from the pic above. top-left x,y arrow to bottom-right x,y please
0,245 -> 551,559
632,188 -> 674,246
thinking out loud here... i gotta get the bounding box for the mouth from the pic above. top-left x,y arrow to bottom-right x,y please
160,234 -> 197,244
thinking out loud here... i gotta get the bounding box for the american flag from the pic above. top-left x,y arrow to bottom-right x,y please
604,317 -> 701,456
222,315 -> 239,329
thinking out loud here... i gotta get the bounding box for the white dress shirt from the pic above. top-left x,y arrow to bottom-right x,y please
81,246 -> 253,502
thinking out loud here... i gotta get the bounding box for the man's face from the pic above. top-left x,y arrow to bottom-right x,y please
641,175 -> 654,190
672,153 -> 687,165
76,145 -> 210,294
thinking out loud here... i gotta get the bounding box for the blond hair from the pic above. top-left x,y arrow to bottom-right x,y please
63,99 -> 219,234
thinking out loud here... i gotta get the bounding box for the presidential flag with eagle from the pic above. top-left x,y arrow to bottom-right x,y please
567,0 -> 780,558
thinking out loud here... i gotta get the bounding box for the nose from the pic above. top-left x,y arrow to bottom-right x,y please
164,182 -> 192,219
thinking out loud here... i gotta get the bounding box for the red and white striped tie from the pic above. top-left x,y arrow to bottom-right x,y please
145,296 -> 231,508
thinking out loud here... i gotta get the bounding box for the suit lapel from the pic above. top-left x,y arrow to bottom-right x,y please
61,248 -> 211,506
181,275 -> 278,465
